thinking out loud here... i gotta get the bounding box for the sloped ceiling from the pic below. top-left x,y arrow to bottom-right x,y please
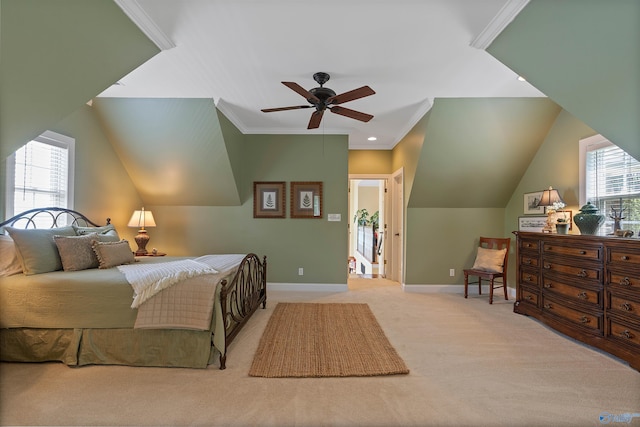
408,98 -> 561,208
92,98 -> 241,206
487,0 -> 640,160
0,0 -> 159,159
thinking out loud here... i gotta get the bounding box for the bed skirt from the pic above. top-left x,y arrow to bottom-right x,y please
0,328 -> 217,368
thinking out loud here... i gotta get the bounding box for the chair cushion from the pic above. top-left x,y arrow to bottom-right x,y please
471,246 -> 507,273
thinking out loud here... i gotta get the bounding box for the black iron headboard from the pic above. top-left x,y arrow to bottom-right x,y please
0,207 -> 110,230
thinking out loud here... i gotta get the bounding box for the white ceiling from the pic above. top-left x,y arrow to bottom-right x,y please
101,0 -> 544,149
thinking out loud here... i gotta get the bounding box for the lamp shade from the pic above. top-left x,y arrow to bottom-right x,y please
536,186 -> 564,207
127,208 -> 156,230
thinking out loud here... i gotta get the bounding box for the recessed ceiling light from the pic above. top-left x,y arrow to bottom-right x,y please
517,75 -> 527,82
367,136 -> 377,141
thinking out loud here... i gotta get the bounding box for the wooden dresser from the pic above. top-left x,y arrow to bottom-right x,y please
514,232 -> 640,371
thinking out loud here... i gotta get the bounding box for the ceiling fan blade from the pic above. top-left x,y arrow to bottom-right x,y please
261,105 -> 313,113
329,106 -> 373,122
327,86 -> 375,105
308,110 -> 324,129
282,81 -> 320,103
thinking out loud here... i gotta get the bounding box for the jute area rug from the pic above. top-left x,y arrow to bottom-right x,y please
249,302 -> 410,378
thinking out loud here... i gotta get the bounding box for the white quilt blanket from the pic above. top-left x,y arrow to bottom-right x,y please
118,259 -> 218,308
121,254 -> 247,331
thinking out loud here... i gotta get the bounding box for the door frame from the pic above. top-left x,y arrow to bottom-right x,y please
349,172 -> 402,281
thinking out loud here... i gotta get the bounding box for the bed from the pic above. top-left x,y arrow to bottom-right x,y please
0,207 -> 267,369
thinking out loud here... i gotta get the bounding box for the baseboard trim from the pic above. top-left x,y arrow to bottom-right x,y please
267,283 -> 349,292
403,284 -> 516,298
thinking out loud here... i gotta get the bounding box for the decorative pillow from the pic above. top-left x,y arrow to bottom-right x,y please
472,246 -> 507,273
5,226 -> 76,275
0,235 -> 23,276
73,224 -> 120,242
54,233 -> 101,271
92,240 -> 135,269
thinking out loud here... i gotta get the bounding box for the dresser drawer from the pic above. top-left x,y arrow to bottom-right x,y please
519,268 -> 539,287
543,242 -> 603,261
520,239 -> 539,252
607,292 -> 640,321
608,247 -> 640,268
607,269 -> 640,292
519,254 -> 539,268
607,318 -> 640,348
542,296 -> 603,333
542,278 -> 601,307
542,258 -> 602,282
519,285 -> 539,307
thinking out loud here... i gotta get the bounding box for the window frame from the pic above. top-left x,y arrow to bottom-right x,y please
579,134 -> 640,233
5,130 -> 75,219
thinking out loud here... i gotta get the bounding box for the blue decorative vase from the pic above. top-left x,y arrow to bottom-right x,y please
574,202 -> 605,235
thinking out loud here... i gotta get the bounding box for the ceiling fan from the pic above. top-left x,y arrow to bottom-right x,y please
261,72 -> 375,129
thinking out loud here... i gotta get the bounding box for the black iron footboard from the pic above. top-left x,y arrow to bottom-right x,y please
216,253 -> 267,369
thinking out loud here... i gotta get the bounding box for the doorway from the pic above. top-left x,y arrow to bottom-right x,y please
348,170 -> 403,284
349,178 -> 386,278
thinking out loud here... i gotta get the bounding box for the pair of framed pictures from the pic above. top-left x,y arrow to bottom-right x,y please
253,181 -> 322,219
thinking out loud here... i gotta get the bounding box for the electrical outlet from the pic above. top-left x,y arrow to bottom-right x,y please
449,268 -> 455,277
298,267 -> 304,276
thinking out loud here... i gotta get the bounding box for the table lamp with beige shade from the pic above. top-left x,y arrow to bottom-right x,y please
127,208 -> 156,256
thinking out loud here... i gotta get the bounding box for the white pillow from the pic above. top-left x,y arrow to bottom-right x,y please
0,235 -> 23,276
472,246 -> 507,273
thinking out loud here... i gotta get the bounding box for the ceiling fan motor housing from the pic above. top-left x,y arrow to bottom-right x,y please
309,86 -> 337,110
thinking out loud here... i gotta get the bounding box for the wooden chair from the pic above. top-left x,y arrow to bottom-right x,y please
464,237 -> 510,304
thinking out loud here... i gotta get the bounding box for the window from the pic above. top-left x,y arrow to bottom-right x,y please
580,134 -> 640,234
5,131 -> 75,225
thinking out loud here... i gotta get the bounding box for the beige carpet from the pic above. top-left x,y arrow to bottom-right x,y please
249,302 -> 409,378
2,280 -> 640,426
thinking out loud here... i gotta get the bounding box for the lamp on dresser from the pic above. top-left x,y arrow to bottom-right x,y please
536,186 -> 564,233
127,207 -> 156,256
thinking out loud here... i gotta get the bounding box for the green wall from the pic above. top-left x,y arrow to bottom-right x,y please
503,109 -> 596,286
46,105 -> 143,236
488,0 -> 639,161
147,134 -> 349,284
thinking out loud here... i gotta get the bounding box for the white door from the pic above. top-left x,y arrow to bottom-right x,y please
390,169 -> 404,283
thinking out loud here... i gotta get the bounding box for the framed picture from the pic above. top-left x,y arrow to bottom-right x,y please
549,210 -> 573,230
253,182 -> 286,218
290,181 -> 323,219
524,191 -> 545,214
518,216 -> 547,232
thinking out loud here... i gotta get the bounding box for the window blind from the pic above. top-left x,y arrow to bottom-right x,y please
585,142 -> 640,231
12,140 -> 69,225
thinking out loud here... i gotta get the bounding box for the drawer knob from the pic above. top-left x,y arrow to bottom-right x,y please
577,291 -> 588,300
543,283 -> 552,289
620,330 -> 634,340
543,303 -> 553,309
620,277 -> 631,286
524,259 -> 531,265
621,303 -> 633,311
543,263 -> 551,270
525,275 -> 532,281
580,250 -> 587,255
580,316 -> 590,324
525,295 -> 533,301
577,269 -> 588,278
621,255 -> 630,261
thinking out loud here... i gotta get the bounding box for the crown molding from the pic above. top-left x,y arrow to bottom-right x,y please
390,98 -> 434,148
470,0 -> 530,50
114,0 -> 176,51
